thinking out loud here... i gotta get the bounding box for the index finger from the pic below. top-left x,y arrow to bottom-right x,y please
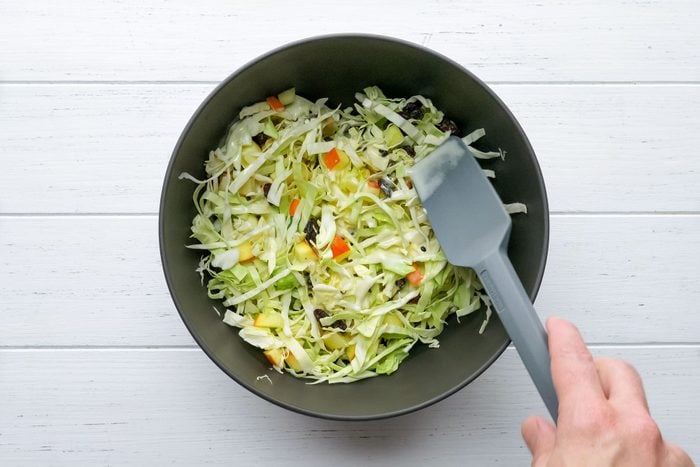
547,317 -> 606,411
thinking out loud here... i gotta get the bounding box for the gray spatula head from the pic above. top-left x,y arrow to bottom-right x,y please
411,137 -> 511,267
411,136 -> 559,421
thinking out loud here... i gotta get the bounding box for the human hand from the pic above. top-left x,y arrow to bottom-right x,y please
521,317 -> 694,466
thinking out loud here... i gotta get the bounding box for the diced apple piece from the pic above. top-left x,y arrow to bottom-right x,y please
263,348 -> 284,367
278,88 -> 296,106
238,241 -> 255,262
294,241 -> 317,261
321,117 -> 337,138
285,352 -> 302,372
254,312 -> 284,329
345,344 -> 356,361
323,332 -> 349,350
384,124 -> 404,147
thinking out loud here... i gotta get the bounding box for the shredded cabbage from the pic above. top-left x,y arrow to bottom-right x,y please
182,86 -> 522,383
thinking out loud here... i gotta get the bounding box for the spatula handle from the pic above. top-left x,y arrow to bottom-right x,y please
476,248 -> 559,421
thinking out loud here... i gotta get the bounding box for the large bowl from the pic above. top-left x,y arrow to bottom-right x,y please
160,34 -> 549,420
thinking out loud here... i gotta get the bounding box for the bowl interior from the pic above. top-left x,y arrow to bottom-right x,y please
160,35 -> 548,420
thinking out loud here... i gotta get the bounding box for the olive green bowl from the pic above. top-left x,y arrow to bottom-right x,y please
159,34 -> 549,420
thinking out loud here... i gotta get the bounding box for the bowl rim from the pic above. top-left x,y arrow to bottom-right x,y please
159,33 -> 550,421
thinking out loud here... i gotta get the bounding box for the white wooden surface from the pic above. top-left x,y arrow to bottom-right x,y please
1,1 -> 699,465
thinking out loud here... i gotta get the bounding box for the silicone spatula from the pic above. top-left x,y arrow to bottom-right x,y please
410,136 -> 558,420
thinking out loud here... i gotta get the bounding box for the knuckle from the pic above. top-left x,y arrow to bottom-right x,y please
618,359 -> 642,380
604,357 -> 637,376
666,443 -> 694,465
629,416 -> 662,445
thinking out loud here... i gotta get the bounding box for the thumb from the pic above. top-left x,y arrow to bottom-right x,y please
521,416 -> 556,465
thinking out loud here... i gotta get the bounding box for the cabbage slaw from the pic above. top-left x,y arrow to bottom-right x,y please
181,86 -> 522,383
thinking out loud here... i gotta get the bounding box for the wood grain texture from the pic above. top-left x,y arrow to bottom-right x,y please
1,0 -> 699,82
2,84 -> 700,214
1,347 -> 698,466
1,215 -> 698,347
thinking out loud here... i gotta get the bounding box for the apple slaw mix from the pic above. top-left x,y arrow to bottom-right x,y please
181,86 -> 524,383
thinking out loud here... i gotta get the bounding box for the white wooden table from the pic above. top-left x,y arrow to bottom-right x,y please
2,1 -> 699,465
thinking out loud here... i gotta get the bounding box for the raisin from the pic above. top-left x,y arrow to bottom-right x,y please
332,320 -> 348,331
399,101 -> 424,120
252,132 -> 269,147
379,178 -> 393,197
420,246 -> 427,252
395,278 -> 407,289
304,217 -> 320,244
314,308 -> 346,330
262,183 -> 272,197
437,118 -> 459,135
314,309 -> 329,321
402,145 -> 416,157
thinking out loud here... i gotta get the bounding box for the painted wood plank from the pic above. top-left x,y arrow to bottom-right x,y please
1,215 -> 698,346
1,84 -> 700,213
1,1 -> 699,82
1,347 -> 698,465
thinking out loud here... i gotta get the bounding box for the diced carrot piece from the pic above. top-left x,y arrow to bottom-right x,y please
407,263 -> 424,286
367,180 -> 380,190
266,96 -> 284,112
330,234 -> 351,260
323,148 -> 341,170
289,198 -> 300,216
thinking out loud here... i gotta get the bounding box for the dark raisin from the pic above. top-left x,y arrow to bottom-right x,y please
304,217 -> 320,244
408,295 -> 421,304
379,149 -> 388,158
395,278 -> 407,289
262,183 -> 272,197
252,132 -> 269,147
332,320 -> 347,331
314,308 -> 346,330
314,309 -> 329,321
437,118 -> 459,135
402,145 -> 416,157
420,246 -> 427,252
379,178 -> 393,197
398,101 -> 424,120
